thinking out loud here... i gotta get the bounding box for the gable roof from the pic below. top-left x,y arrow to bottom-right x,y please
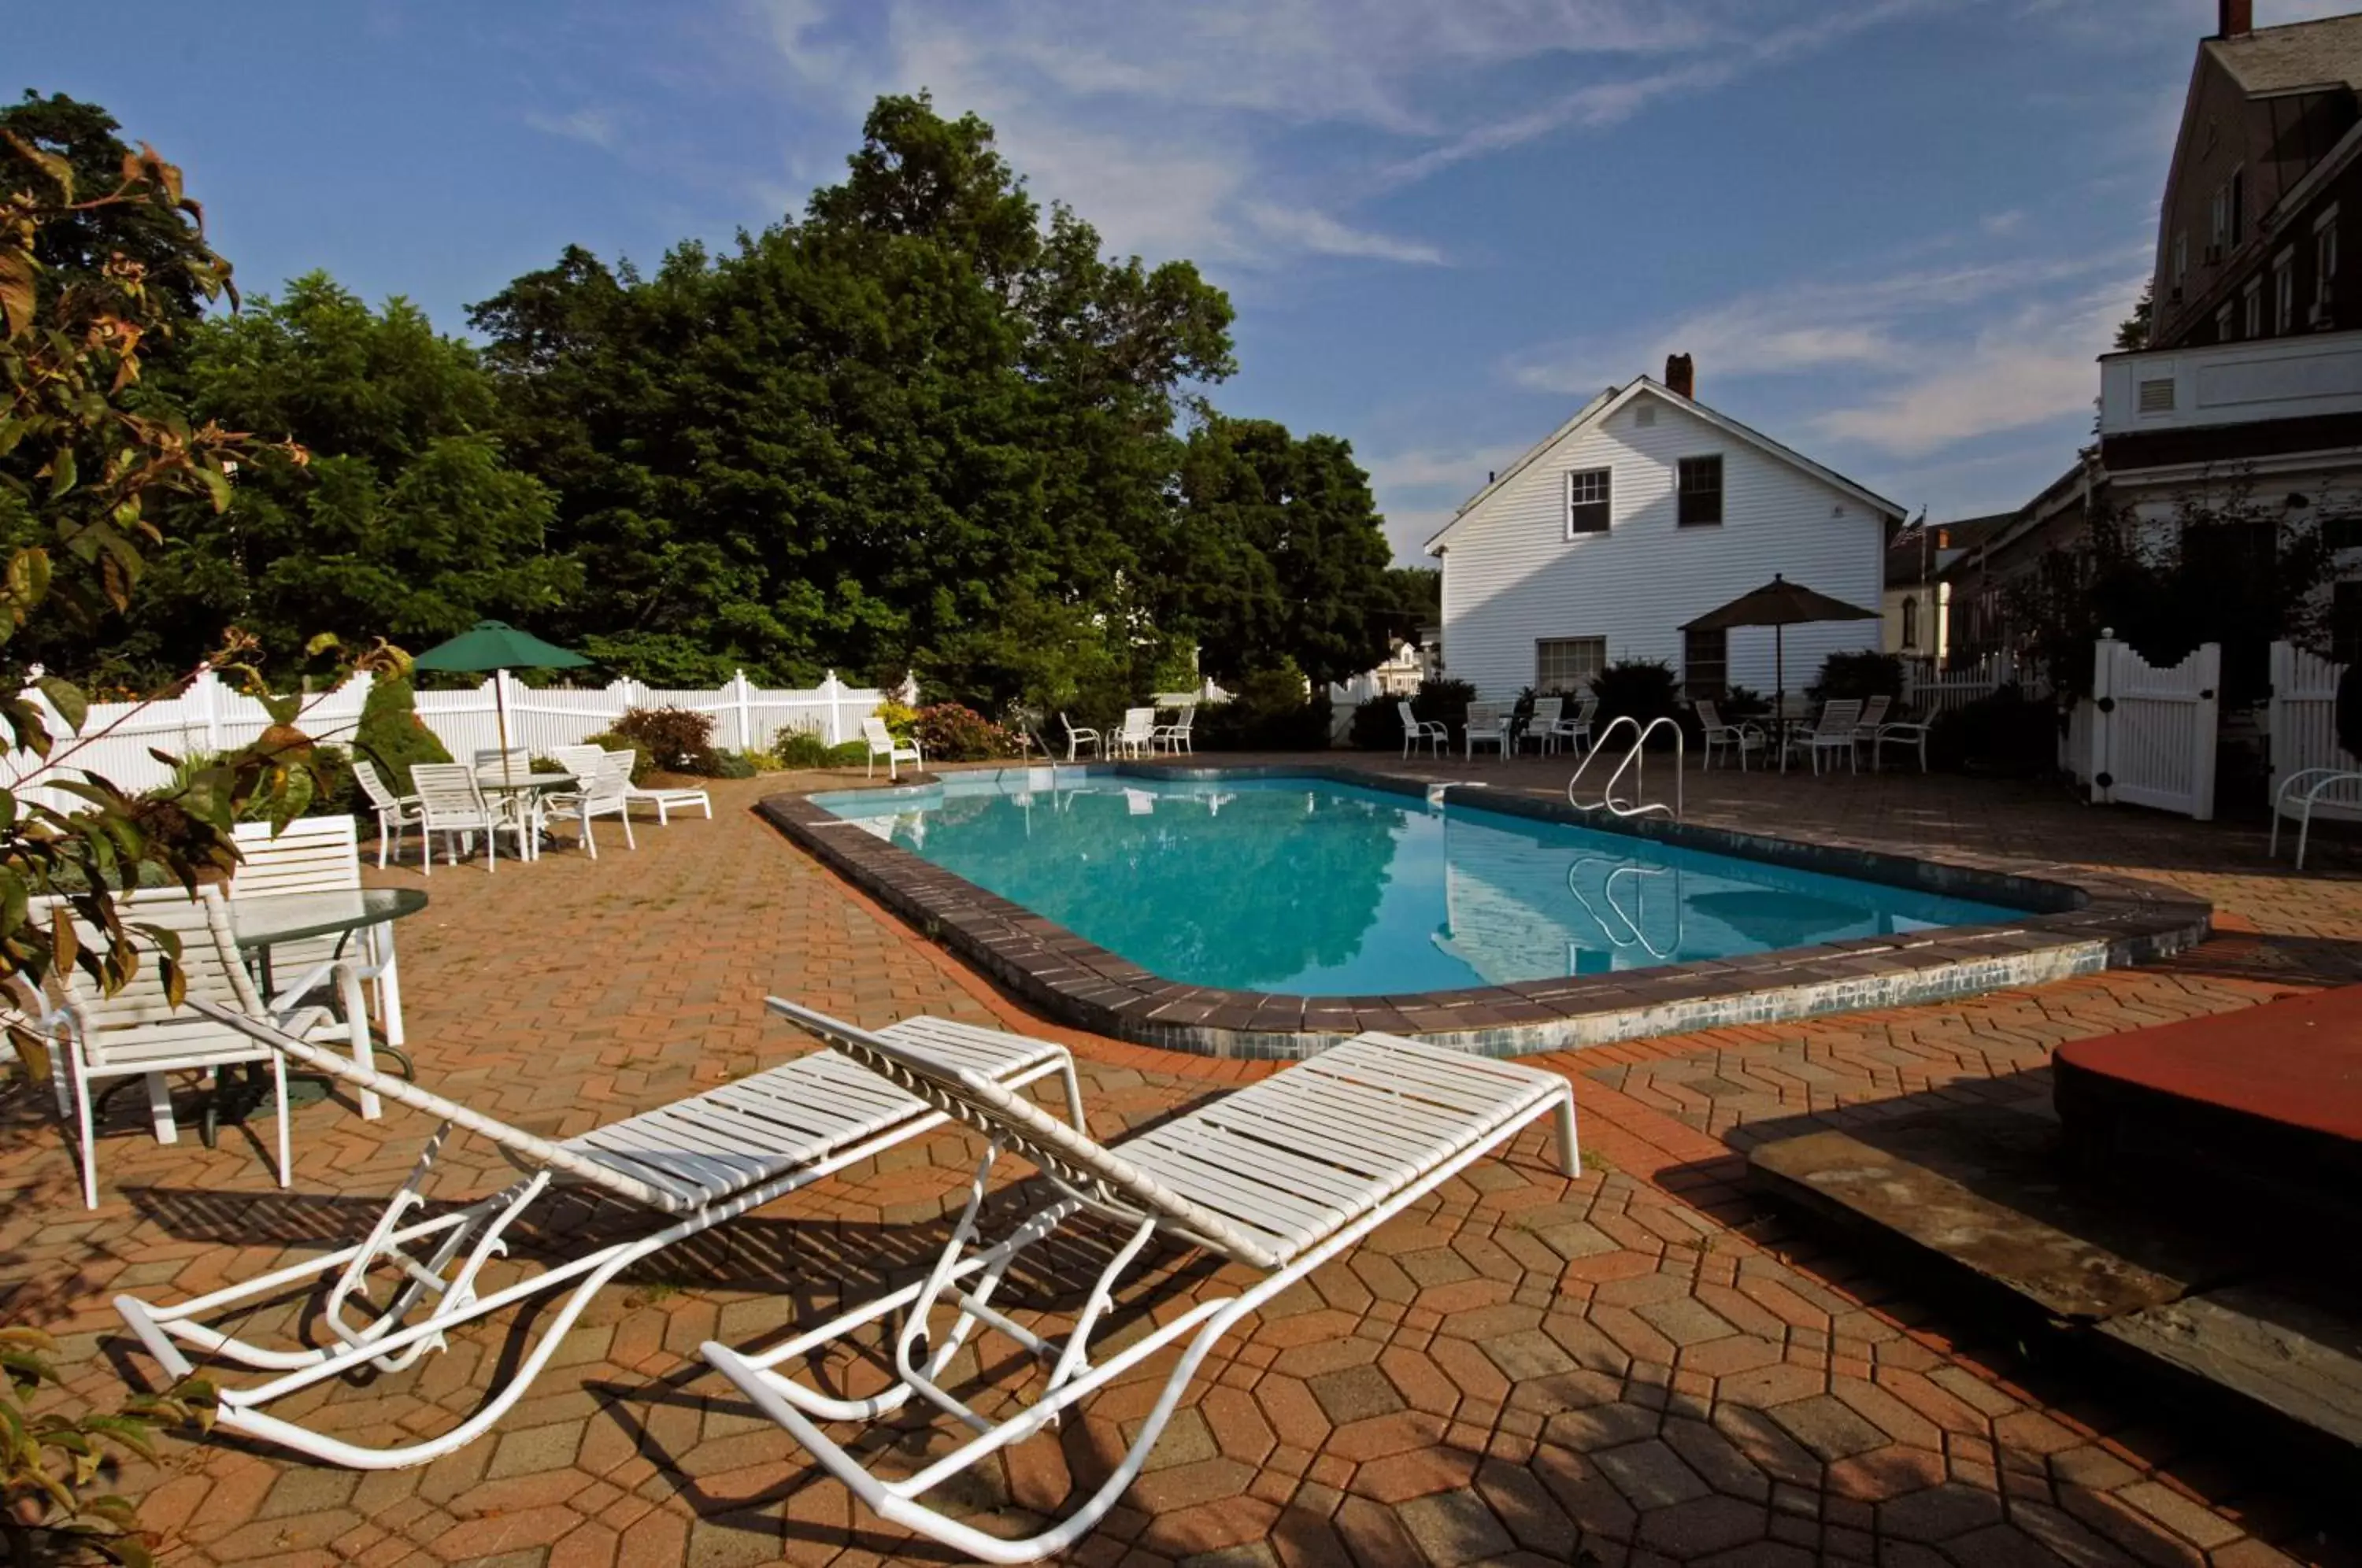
2207,12 -> 2362,96
1423,376 -> 1906,555
1884,512 -> 2012,586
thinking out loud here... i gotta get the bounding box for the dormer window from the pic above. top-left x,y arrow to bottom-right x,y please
1565,468 -> 1611,536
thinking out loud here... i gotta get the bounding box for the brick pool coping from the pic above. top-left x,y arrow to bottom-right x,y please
756,764 -> 2213,1059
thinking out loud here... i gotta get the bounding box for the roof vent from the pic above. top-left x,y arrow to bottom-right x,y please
1635,405 -> 1657,427
2138,378 -> 2177,414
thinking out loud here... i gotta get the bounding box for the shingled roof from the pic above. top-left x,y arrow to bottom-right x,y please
2208,12 -> 2362,96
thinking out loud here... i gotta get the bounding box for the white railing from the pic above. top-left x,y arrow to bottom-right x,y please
1566,715 -> 1683,821
1901,651 -> 2024,717
0,667 -> 886,812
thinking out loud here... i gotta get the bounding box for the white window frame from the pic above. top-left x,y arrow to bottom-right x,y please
1564,468 -> 1612,538
2243,276 -> 2264,338
2275,246 -> 2297,333
2173,231 -> 2189,291
1536,636 -> 1606,693
2216,301 -> 2237,342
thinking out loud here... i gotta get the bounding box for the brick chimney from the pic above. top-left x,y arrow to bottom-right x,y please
2219,0 -> 2253,38
1664,353 -> 1695,401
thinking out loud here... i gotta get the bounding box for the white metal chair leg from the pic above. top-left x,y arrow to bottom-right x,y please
145,1072 -> 177,1145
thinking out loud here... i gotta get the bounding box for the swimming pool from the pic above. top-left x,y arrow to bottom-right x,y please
809,773 -> 2025,996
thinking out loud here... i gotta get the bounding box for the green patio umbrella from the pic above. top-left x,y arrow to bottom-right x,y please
409,620 -> 592,785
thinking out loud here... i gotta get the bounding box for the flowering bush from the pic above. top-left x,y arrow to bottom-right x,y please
913,702 -> 1021,761
872,699 -> 921,741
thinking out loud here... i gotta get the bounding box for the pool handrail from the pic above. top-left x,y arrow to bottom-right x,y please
1567,715 -> 1683,822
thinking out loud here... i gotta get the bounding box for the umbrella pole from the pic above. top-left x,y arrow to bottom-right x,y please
1776,624 -> 1786,774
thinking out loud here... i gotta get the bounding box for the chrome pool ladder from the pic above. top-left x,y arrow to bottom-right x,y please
1567,716 -> 1683,822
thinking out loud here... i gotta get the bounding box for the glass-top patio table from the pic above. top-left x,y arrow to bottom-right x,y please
475,770 -> 576,860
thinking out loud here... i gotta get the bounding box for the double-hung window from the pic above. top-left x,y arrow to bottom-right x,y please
1676,456 -> 1724,527
2316,205 -> 2341,320
1565,468 -> 1611,535
2275,247 -> 2297,333
1682,628 -> 1728,698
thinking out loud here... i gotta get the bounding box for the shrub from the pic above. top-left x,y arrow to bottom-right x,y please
611,707 -> 720,775
1809,649 -> 1906,705
713,750 -> 760,779
1590,659 -> 1682,741
913,702 -> 1022,762
1348,695 -> 1405,749
1410,677 -> 1476,735
352,674 -> 451,793
1196,660 -> 1331,752
872,699 -> 920,741
1928,684 -> 2057,775
1720,684 -> 1771,720
771,726 -> 872,769
582,730 -> 654,784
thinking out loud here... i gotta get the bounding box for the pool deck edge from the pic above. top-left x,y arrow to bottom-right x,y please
754,763 -> 2211,1060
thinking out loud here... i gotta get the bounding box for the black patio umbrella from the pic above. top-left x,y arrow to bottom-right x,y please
1679,573 -> 1882,728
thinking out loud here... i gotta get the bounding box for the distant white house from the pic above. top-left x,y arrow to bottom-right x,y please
1423,359 -> 1905,703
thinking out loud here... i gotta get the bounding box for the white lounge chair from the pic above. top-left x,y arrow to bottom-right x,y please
705,1001 -> 1577,1565
20,888 -> 374,1208
1693,699 -> 1764,771
1059,712 -> 1101,762
117,1002 -> 1086,1470
351,760 -> 424,869
2272,766 -> 2362,868
616,752 -> 713,825
1464,700 -> 1511,761
231,815 -> 405,1062
1398,699 -> 1446,758
863,716 -> 924,781
1786,699 -> 1864,775
409,764 -> 504,874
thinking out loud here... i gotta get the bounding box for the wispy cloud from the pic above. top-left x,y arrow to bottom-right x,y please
524,106 -> 620,150
1242,203 -> 1447,265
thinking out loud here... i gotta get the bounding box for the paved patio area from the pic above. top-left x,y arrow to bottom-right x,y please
2,756 -> 2357,1567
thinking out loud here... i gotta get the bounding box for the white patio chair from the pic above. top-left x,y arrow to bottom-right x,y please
409,764 -> 503,875
1852,695 -> 1892,764
1112,707 -> 1157,758
231,815 -> 405,1061
351,760 -> 423,870
22,888 -> 374,1208
863,716 -> 924,781
702,1000 -> 1578,1565
560,751 -> 637,859
1059,712 -> 1101,762
551,743 -> 608,781
1398,700 -> 1446,758
117,1003 -> 1085,1470
472,748 -> 531,778
1520,696 -> 1564,755
1464,700 -> 1510,761
1872,710 -> 1933,774
1550,693 -> 1597,756
1151,701 -> 1197,754
1693,699 -> 1764,771
1787,699 -> 1864,775
2271,767 -> 2362,868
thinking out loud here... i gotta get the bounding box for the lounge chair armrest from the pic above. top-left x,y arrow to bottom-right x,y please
1876,721 -> 1930,738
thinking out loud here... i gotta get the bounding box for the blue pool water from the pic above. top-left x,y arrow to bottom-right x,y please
809,774 -> 2026,997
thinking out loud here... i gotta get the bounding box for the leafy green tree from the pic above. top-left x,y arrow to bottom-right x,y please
0,93 -> 211,330
1169,415 -> 1397,687
78,274 -> 579,686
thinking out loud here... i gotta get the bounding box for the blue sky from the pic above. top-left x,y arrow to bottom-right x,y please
20,1 -> 2352,560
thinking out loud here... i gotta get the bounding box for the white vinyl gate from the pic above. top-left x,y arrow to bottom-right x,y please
2087,637 -> 2220,820
2266,640 -> 2356,783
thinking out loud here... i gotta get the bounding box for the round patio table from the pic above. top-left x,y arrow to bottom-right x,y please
205,886 -> 431,1137
475,770 -> 576,860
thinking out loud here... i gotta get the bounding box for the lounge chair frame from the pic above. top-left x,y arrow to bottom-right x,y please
705,1000 -> 1576,1565
115,1004 -> 1083,1471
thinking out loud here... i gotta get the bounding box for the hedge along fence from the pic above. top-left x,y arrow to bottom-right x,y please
0,668 -> 889,812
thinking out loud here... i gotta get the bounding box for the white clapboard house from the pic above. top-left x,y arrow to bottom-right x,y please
1424,357 -> 1905,704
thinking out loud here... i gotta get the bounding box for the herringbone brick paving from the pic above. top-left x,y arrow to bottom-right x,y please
2,759 -> 2356,1566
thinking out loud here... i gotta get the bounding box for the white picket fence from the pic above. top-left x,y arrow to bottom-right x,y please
1901,651 -> 2025,717
0,667 -> 886,811
2074,638 -> 2221,820
2266,640 -> 2354,784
